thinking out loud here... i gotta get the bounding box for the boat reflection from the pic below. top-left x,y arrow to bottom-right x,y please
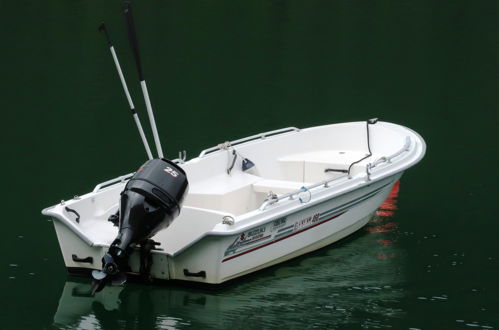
52,181 -> 405,330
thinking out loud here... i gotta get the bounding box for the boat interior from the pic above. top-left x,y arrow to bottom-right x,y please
54,122 -> 408,249
181,122 -> 402,216
182,149 -> 370,216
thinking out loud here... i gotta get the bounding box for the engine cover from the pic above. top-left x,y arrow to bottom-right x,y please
98,158 -> 188,279
122,158 -> 189,238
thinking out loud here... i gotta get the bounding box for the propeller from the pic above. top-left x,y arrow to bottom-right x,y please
92,270 -> 107,281
90,253 -> 128,294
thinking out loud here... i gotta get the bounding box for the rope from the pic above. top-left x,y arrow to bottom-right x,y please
218,141 -> 231,150
298,186 -> 312,203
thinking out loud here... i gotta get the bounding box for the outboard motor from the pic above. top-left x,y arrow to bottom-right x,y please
92,158 -> 188,292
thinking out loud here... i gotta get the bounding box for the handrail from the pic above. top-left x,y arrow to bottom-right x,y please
199,127 -> 300,158
258,136 -> 413,211
93,172 -> 135,193
259,174 -> 349,211
369,136 -> 411,169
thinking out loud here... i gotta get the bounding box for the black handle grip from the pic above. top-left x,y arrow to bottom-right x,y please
98,22 -> 113,46
72,254 -> 93,264
123,1 -> 144,81
65,206 -> 80,223
183,269 -> 206,278
227,150 -> 237,175
324,168 -> 348,173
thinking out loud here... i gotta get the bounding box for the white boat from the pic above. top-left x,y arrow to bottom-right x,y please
42,120 -> 425,285
41,5 -> 425,289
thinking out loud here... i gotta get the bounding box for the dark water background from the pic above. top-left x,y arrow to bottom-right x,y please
1,1 -> 498,329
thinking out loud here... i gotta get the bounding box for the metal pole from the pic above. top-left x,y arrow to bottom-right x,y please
123,2 -> 164,158
99,23 -> 153,160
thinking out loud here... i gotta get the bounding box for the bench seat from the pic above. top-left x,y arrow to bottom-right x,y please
252,179 -> 311,195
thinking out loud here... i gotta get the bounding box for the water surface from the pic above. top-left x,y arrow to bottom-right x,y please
0,1 -> 498,329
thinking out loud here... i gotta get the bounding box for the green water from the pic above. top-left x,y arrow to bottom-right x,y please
1,1 -> 498,329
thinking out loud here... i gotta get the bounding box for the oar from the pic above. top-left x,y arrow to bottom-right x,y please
98,22 -> 153,160
123,2 -> 164,158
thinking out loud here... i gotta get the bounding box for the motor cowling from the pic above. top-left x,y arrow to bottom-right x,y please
93,158 -> 188,289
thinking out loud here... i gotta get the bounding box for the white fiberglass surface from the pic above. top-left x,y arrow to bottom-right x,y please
180,122 -> 408,215
56,123 -> 414,223
43,121 -> 421,249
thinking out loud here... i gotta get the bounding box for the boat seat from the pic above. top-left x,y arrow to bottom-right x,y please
188,172 -> 261,195
183,172 -> 264,215
252,179 -> 311,195
278,150 -> 373,182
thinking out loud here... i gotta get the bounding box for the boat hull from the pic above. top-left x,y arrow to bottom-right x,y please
58,173 -> 400,284
43,121 -> 425,285
169,174 -> 400,284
